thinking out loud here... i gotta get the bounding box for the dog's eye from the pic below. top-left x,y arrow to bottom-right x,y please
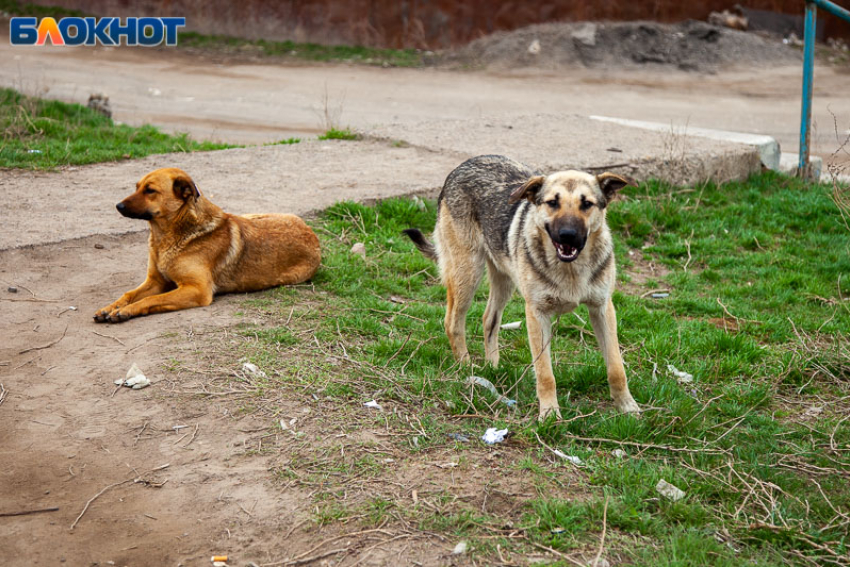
580,199 -> 594,210
143,188 -> 156,195
546,199 -> 558,208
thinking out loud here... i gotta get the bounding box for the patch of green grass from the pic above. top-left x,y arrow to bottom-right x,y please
317,128 -> 359,141
239,172 -> 850,565
179,31 -> 424,68
0,88 -> 234,169
265,137 -> 301,146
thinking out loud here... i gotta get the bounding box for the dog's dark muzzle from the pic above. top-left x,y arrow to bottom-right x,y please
550,226 -> 586,263
116,202 -> 152,220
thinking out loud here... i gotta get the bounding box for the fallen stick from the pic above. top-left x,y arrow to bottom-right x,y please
19,325 -> 68,355
70,463 -> 169,530
591,496 -> 609,567
527,542 -> 585,567
91,330 -> 126,347
0,506 -> 59,518
562,432 -> 728,455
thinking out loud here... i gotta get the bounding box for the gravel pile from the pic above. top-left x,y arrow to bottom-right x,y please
452,20 -> 801,72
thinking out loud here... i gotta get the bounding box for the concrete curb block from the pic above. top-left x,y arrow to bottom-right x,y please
779,152 -> 823,180
589,115 -> 781,171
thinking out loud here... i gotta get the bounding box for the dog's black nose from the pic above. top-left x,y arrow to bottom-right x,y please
558,227 -> 578,243
116,202 -> 125,213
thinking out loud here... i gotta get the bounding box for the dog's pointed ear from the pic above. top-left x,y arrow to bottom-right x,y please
172,171 -> 200,201
508,175 -> 545,204
596,172 -> 636,204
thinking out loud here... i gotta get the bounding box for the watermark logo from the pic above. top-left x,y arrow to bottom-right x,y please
10,17 -> 186,46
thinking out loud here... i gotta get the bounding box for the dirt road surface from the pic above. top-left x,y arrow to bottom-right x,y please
2,44 -> 849,161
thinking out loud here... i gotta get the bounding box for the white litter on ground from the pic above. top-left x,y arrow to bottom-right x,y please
468,376 -> 517,407
242,362 -> 266,378
612,449 -> 628,459
114,363 -> 151,389
481,427 -> 509,444
656,479 -> 686,501
552,449 -> 583,465
667,364 -> 694,384
453,541 -> 468,554
500,321 -> 522,330
364,400 -> 383,411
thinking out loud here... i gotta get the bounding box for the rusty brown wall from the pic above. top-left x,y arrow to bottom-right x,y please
23,0 -> 850,48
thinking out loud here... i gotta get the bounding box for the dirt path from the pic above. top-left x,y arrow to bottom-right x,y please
0,233 -> 295,565
2,43 -> 849,161
1,232 -> 586,566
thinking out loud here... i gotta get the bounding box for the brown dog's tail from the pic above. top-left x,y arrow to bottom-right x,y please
402,228 -> 437,261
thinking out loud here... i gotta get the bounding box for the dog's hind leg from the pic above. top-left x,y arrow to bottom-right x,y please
443,253 -> 484,362
588,298 -> 640,415
483,261 -> 514,367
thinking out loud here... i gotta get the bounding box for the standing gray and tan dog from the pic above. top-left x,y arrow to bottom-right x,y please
403,155 -> 640,419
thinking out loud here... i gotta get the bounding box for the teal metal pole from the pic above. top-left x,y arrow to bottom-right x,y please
811,0 -> 850,22
799,1 -> 816,178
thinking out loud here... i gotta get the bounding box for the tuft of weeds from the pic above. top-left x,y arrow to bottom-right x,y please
317,128 -> 359,141
265,137 -> 301,146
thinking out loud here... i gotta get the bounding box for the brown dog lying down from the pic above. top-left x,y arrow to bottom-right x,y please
94,167 -> 321,323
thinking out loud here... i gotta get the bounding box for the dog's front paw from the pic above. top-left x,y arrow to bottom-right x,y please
615,396 -> 641,416
538,404 -> 562,422
105,308 -> 132,323
93,306 -> 116,322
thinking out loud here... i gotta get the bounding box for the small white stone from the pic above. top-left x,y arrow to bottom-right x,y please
351,242 -> 366,258
656,479 -> 686,502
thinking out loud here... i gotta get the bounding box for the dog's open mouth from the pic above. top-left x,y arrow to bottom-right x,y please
552,239 -> 580,262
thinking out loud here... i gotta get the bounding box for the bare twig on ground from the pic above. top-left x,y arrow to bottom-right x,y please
91,330 -> 126,346
562,432 -> 728,455
0,506 -> 59,517
70,463 -> 169,530
640,288 -> 671,298
527,542 -> 585,567
262,528 -> 401,566
717,298 -> 761,325
19,325 -> 68,355
0,383 -> 6,406
0,297 -> 60,303
183,424 -> 199,448
683,229 -> 694,272
592,495 -> 610,567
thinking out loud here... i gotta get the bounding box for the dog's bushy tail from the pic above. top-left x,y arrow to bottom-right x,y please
402,228 -> 437,261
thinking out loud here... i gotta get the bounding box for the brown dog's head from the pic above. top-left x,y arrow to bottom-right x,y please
116,168 -> 200,222
508,170 -> 634,262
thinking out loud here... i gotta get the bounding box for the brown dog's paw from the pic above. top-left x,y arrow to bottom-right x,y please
105,309 -> 132,323
93,308 -> 113,322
